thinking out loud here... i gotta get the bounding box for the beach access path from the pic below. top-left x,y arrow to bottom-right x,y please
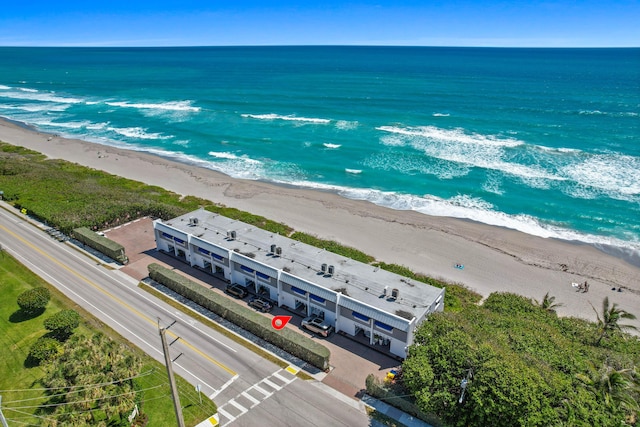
1,117 -> 639,332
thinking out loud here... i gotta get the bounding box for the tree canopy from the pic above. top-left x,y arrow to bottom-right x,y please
403,292 -> 640,427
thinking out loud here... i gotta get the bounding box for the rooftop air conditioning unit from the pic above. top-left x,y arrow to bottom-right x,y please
270,244 -> 277,253
227,230 -> 236,240
383,285 -> 389,296
321,263 -> 327,273
189,217 -> 199,226
391,288 -> 399,300
327,265 -> 335,276
275,246 -> 282,256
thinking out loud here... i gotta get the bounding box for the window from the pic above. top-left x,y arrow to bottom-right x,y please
310,294 -> 325,304
374,320 -> 393,331
256,271 -> 270,280
162,232 -> 173,239
352,311 -> 370,322
212,253 -> 223,261
174,237 -> 185,244
241,265 -> 254,273
198,247 -> 210,255
291,286 -> 306,296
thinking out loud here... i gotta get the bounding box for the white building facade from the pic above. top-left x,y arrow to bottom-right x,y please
153,209 -> 445,359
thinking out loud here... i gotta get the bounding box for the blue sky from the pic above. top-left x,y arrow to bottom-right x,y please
1,1 -> 638,47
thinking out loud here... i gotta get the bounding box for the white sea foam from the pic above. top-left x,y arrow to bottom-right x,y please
0,90 -> 83,104
0,85 -> 11,90
560,153 -> 640,197
241,113 -> 331,124
335,120 -> 359,130
345,169 -> 362,174
0,103 -> 70,112
105,100 -> 200,112
18,87 -> 38,93
377,125 -> 523,148
107,126 -> 173,140
323,143 -> 341,149
432,113 -> 450,117
377,125 -> 562,182
208,151 -> 262,164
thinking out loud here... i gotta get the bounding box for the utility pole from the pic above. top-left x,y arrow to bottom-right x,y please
0,395 -> 9,427
458,368 -> 473,404
159,320 -> 186,427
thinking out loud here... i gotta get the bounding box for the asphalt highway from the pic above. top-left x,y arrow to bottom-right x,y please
0,206 -> 370,426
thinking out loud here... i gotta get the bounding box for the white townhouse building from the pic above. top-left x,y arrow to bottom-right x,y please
153,208 -> 445,359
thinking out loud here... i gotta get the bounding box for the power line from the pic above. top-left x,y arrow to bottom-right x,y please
4,384 -> 165,410
0,369 -> 155,394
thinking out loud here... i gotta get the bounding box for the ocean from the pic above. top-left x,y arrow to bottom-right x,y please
1,46 -> 639,258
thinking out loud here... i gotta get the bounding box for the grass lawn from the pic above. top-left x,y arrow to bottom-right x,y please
0,252 -> 216,426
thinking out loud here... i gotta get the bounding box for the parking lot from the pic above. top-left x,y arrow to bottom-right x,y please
104,217 -> 398,399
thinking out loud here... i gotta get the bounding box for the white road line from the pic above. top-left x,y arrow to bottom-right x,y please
209,374 -> 239,399
228,399 -> 248,415
6,248 -> 220,397
240,391 -> 261,407
250,384 -> 273,398
271,371 -> 295,384
261,378 -> 282,391
216,407 -> 236,423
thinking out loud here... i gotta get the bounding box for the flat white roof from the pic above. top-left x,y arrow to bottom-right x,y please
161,208 -> 444,321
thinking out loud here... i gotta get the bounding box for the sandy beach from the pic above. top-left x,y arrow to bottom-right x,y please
1,117 -> 639,330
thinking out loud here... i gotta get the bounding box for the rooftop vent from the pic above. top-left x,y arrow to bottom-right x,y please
275,246 -> 282,256
227,230 -> 237,240
391,288 -> 399,300
189,217 -> 199,226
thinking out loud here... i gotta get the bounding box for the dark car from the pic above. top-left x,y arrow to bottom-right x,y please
301,316 -> 333,337
225,284 -> 249,299
248,297 -> 272,312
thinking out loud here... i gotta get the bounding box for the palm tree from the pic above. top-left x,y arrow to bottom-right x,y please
576,363 -> 640,415
591,297 -> 638,345
536,292 -> 563,314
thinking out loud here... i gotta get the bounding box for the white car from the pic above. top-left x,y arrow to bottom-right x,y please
301,316 -> 333,337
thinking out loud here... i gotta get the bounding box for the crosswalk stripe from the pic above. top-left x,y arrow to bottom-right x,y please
228,399 -> 248,415
241,391 -> 261,407
271,371 -> 295,384
262,378 -> 282,391
217,407 -> 236,423
251,383 -> 273,398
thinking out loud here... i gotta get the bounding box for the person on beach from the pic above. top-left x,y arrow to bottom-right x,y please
583,281 -> 589,293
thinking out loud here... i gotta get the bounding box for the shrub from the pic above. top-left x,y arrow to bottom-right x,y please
44,309 -> 81,338
16,287 -> 50,313
28,337 -> 62,364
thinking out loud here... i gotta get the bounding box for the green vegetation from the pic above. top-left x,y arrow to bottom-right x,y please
0,252 -> 216,426
43,308 -> 81,338
0,141 -> 202,234
401,292 -> 640,426
73,226 -> 128,264
16,286 -> 51,314
593,296 -> 638,345
205,205 -> 293,235
148,263 -> 331,370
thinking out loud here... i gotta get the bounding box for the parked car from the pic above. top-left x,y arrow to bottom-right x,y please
301,316 -> 333,337
225,284 -> 248,299
248,297 -> 272,312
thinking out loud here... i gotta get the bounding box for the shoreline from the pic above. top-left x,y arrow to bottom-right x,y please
1,116 -> 639,329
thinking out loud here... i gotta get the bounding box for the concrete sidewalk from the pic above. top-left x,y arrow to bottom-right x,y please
362,394 -> 433,427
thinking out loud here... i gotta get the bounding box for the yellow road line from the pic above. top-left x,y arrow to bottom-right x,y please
1,224 -> 236,376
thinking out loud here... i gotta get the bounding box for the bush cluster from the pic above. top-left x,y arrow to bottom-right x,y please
44,309 -> 81,338
16,287 -> 50,313
28,337 -> 62,364
148,263 -> 330,370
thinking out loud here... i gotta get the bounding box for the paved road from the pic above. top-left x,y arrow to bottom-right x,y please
0,207 -> 370,427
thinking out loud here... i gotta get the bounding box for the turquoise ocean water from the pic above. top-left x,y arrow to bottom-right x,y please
1,46 -> 639,261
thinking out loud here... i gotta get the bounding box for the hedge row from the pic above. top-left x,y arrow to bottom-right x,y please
73,227 -> 128,264
147,263 -> 330,370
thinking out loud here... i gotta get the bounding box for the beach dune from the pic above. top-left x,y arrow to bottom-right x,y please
1,117 -> 639,331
